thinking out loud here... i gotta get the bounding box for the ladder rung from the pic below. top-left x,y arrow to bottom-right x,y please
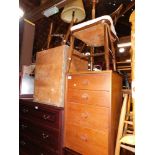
124,121 -> 133,125
126,112 -> 133,117
120,144 -> 135,153
126,130 -> 134,134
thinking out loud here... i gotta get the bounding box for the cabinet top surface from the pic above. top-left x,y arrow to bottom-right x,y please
68,70 -> 120,75
19,99 -> 64,110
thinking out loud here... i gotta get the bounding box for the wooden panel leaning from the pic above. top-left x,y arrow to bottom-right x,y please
34,45 -> 88,107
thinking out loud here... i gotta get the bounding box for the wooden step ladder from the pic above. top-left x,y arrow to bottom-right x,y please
115,89 -> 135,155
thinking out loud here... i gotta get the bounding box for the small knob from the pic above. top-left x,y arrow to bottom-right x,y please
42,133 -> 49,139
82,79 -> 89,85
43,114 -> 50,120
81,112 -> 88,119
21,124 -> 27,129
34,106 -> 39,110
20,140 -> 26,146
80,135 -> 87,142
81,93 -> 88,100
22,108 -> 28,113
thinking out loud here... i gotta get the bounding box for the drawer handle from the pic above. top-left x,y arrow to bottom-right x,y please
34,106 -> 39,110
82,80 -> 89,85
42,133 -> 49,139
43,114 -> 50,120
21,124 -> 28,129
22,108 -> 29,113
81,112 -> 88,119
81,93 -> 88,100
80,135 -> 87,142
20,140 -> 26,146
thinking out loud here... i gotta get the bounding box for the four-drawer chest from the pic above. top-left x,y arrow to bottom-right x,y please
19,99 -> 64,155
64,71 -> 122,155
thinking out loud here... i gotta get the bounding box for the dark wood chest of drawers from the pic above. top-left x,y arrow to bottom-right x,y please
64,71 -> 122,155
19,99 -> 64,155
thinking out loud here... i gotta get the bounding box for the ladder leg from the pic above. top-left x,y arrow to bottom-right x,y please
123,95 -> 131,135
115,94 -> 129,155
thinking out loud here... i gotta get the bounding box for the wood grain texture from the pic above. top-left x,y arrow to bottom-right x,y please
64,71 -> 122,155
66,102 -> 109,130
65,124 -> 108,155
67,72 -> 110,91
67,88 -> 110,107
34,45 -> 88,107
110,73 -> 123,155
19,99 -> 64,155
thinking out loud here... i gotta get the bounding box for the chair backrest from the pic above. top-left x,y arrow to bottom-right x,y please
110,4 -> 124,25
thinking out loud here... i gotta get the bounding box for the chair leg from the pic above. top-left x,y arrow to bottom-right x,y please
111,42 -> 117,71
67,36 -> 75,73
115,94 -> 129,155
103,25 -> 110,70
90,47 -> 94,71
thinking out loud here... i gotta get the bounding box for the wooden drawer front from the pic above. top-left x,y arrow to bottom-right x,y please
67,89 -> 110,107
20,136 -> 59,155
65,124 -> 108,155
20,119 -> 59,150
64,148 -> 81,155
67,74 -> 110,91
20,104 -> 60,128
20,137 -> 35,155
66,103 -> 109,130
35,145 -> 59,155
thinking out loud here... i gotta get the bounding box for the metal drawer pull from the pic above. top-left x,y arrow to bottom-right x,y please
22,108 -> 29,113
20,140 -> 26,146
80,135 -> 87,142
34,106 -> 39,110
43,114 -> 50,120
82,79 -> 89,85
81,94 -> 88,100
81,112 -> 88,119
42,133 -> 49,139
21,124 -> 28,129
40,153 -> 44,155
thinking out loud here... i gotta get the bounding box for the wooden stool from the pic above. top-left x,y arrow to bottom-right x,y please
115,89 -> 135,155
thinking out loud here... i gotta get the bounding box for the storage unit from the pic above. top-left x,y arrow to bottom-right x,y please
64,71 -> 122,155
19,99 -> 64,155
34,45 -> 88,107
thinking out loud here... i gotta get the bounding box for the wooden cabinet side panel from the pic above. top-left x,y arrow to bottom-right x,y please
109,73 -> 123,155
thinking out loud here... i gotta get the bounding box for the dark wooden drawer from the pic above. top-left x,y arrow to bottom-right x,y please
64,148 -> 81,155
20,135 -> 59,155
19,101 -> 61,129
67,73 -> 111,91
20,118 -> 59,150
19,99 -> 64,155
19,137 -> 36,155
